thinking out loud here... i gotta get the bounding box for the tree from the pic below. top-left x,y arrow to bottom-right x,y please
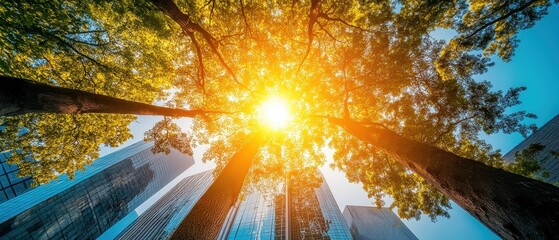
144,117 -> 195,156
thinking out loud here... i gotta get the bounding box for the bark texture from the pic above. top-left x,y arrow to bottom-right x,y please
330,117 -> 559,240
170,134 -> 265,240
0,75 -> 213,117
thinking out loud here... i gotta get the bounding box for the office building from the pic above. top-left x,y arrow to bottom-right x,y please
503,114 -> 559,182
0,141 -> 193,239
343,205 -> 418,240
220,190 -> 278,239
220,171 -> 353,239
116,170 -> 214,239
0,152 -> 34,203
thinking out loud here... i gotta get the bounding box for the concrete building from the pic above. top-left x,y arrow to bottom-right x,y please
343,205 -> 418,240
0,141 -> 193,239
503,113 -> 559,182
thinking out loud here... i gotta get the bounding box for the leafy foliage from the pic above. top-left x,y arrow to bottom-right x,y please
0,114 -> 133,185
453,0 -> 557,61
436,0 -> 558,77
144,117 -> 194,155
505,143 -> 557,183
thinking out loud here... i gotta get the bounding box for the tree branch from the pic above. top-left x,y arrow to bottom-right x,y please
21,26 -> 109,69
317,21 -> 343,42
464,0 -> 540,39
186,30 -> 206,92
297,0 -> 321,72
62,35 -> 110,47
148,0 -> 250,91
318,12 -> 367,32
239,0 -> 252,36
429,114 -> 477,145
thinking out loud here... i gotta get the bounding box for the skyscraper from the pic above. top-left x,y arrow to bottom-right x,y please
0,151 -> 34,204
220,190 -> 277,239
220,171 -> 353,239
343,205 -> 418,240
503,113 -> 559,182
0,141 -> 193,240
115,170 -> 214,239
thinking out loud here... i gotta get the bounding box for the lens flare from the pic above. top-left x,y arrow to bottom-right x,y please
258,96 -> 291,130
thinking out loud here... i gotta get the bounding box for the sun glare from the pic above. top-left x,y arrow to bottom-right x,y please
258,96 -> 291,130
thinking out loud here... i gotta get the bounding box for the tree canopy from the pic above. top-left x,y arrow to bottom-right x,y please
1,0 -> 556,222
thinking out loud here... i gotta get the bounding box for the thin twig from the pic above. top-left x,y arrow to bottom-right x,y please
464,0 -> 539,39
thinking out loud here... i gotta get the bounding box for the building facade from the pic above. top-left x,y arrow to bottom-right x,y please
343,205 -> 418,240
221,190 -> 278,239
0,141 -> 193,240
0,152 -> 33,204
503,113 -> 559,182
220,171 -> 353,240
115,170 -> 214,239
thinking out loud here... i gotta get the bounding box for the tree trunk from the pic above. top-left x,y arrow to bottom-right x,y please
170,133 -> 265,240
329,117 -> 559,240
147,0 -> 191,27
0,75 -> 214,117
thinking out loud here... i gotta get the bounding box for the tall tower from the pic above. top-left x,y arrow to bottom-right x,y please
115,170 -> 214,239
0,141 -> 193,239
221,190 -> 278,239
343,206 -> 418,240
503,114 -> 559,182
220,170 -> 352,239
287,171 -> 353,239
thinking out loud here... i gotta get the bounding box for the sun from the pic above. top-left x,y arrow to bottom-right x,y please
258,96 -> 292,130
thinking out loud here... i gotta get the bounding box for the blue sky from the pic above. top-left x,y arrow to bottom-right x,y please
479,5 -> 559,153
100,6 -> 559,239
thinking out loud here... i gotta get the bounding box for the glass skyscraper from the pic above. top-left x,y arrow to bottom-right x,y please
115,170 -> 214,239
221,190 -> 278,239
343,205 -> 418,240
0,151 -> 33,204
0,141 -> 193,240
310,173 -> 354,239
220,171 -> 353,240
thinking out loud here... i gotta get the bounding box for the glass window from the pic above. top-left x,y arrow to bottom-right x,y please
1,162 -> 10,172
7,172 -> 19,182
12,182 -> 26,194
0,191 -> 8,202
